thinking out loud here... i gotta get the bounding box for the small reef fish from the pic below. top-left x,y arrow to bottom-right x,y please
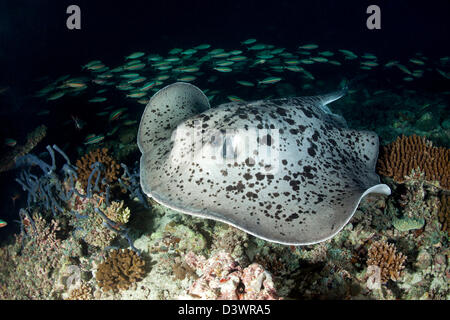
236,80 -> 255,87
47,91 -> 65,101
241,39 -> 257,45
84,134 -> 105,145
298,44 -> 319,50
71,115 -> 85,130
5,138 -> 17,147
258,77 -> 282,85
227,95 -> 245,102
0,220 -> 7,228
109,109 -> 126,121
213,67 -> 232,73
126,52 -> 145,60
88,97 -> 108,103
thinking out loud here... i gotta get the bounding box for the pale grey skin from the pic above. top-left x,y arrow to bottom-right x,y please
138,82 -> 390,246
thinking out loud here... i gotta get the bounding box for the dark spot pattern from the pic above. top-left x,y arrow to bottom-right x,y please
138,83 -> 386,245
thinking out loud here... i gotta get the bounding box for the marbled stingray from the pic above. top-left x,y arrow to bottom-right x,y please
138,82 -> 390,245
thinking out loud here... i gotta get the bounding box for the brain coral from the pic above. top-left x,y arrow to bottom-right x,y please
76,148 -> 121,193
377,135 -> 449,190
95,248 -> 146,292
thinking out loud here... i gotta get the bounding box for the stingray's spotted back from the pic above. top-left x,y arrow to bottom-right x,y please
138,82 -> 390,245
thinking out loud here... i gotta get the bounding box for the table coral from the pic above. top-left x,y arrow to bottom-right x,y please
377,135 -> 449,189
183,250 -> 279,300
367,240 -> 407,284
96,248 -> 146,293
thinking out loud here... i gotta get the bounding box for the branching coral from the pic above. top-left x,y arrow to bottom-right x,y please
367,240 -> 407,284
76,148 -> 121,193
377,135 -> 449,189
105,200 -> 131,225
95,248 -> 146,292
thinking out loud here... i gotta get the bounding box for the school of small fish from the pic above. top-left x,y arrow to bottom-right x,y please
33,39 -> 449,145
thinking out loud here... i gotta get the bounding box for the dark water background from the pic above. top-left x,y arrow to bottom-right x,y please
0,0 -> 449,241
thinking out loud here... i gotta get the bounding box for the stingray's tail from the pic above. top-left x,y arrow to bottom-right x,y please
321,74 -> 368,106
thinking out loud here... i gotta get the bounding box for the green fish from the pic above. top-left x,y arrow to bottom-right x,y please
84,134 -> 105,145
123,120 -> 138,126
409,58 -> 425,65
258,77 -> 282,85
109,109 -> 126,121
236,80 -> 255,87
88,97 -> 107,103
5,138 -> 17,147
47,91 -> 65,101
248,44 -> 266,50
318,51 -> 334,57
229,50 -> 243,55
126,91 -> 147,98
194,44 -> 211,50
227,55 -> 248,62
285,65 -> 303,72
215,60 -> 234,67
126,52 -> 145,60
311,57 -> 328,63
227,95 -> 245,102
213,67 -> 233,73
327,60 -> 342,66
182,49 -> 197,55
169,48 -> 183,55
177,75 -> 197,82
298,44 -> 318,50
120,73 -> 140,79
241,39 -> 257,45
0,219 -> 7,228
361,61 -> 379,67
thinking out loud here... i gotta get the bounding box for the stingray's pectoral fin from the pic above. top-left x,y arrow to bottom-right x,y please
137,82 -> 210,153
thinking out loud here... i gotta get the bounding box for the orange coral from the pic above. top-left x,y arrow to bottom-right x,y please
377,135 -> 449,189
76,148 -> 121,193
367,240 -> 407,284
438,194 -> 449,236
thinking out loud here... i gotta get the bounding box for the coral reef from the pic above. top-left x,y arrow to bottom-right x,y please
438,194 -> 449,235
95,248 -> 146,293
0,124 -> 47,173
183,250 -> 279,300
76,148 -> 121,193
67,282 -> 93,300
105,200 -> 131,225
366,240 -> 407,284
377,135 -> 449,189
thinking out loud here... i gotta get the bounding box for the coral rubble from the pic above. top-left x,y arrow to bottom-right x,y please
183,251 -> 279,300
